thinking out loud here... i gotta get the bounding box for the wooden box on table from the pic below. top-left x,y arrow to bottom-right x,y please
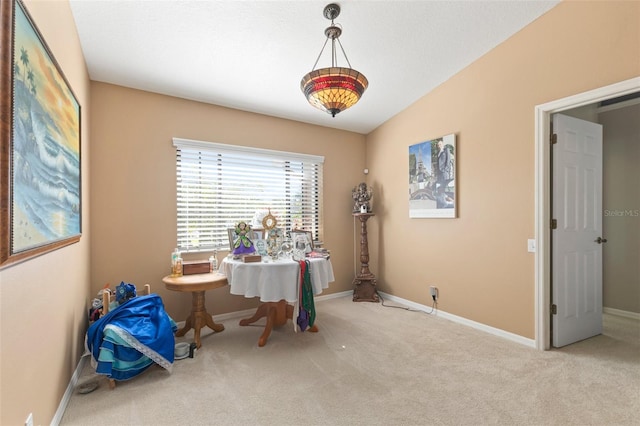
183,260 -> 210,275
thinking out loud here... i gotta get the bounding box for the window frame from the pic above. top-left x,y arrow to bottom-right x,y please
173,138 -> 324,253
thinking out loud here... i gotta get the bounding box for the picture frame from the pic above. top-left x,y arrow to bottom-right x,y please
408,133 -> 456,218
289,229 -> 314,253
1,0 -> 82,267
265,227 -> 284,256
227,229 -> 236,251
254,239 -> 268,256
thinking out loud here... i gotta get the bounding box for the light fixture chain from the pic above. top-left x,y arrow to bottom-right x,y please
311,37 -> 330,71
336,38 -> 353,69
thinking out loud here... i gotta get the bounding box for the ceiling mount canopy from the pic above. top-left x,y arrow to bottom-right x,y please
300,3 -> 369,118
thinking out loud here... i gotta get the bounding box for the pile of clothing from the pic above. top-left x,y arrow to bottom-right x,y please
86,283 -> 177,382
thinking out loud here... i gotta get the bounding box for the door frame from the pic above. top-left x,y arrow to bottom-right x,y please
534,77 -> 640,350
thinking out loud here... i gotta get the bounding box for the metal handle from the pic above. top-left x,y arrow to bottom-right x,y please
594,237 -> 608,244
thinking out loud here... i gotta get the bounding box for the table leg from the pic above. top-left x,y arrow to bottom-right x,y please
175,314 -> 193,337
175,291 -> 224,348
239,300 -> 318,346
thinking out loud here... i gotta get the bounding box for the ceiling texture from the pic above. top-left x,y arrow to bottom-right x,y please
69,1 -> 560,135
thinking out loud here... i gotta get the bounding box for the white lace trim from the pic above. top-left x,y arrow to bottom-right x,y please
104,324 -> 174,373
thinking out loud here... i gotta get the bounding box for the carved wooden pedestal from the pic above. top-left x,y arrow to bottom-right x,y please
352,213 -> 379,302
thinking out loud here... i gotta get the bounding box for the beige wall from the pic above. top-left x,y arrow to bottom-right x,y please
364,0 -> 640,338
89,82 -> 365,323
1,1 -> 639,424
0,1 -> 91,425
601,103 -> 640,313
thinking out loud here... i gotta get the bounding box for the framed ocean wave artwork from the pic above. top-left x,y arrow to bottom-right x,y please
1,0 -> 81,267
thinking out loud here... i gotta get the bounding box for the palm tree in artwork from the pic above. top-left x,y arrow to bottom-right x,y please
27,69 -> 36,96
20,47 -> 29,82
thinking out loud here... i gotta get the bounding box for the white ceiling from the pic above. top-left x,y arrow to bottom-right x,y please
69,0 -> 560,135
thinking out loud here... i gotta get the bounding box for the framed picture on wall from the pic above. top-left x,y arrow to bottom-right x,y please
408,133 -> 456,218
1,0 -> 82,267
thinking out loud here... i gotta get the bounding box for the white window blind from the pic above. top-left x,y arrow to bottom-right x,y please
173,138 -> 324,252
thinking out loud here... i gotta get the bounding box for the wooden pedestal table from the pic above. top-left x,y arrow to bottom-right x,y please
220,257 -> 334,347
239,300 -> 319,347
162,273 -> 228,348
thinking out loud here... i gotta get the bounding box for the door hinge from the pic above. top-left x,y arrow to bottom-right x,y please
551,304 -> 557,315
551,133 -> 557,144
551,219 -> 557,229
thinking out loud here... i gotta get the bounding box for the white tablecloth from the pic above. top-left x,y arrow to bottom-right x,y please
221,257 -> 334,303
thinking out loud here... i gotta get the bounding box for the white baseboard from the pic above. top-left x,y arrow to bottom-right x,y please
51,354 -> 88,426
315,290 -> 353,302
210,307 -> 261,322
182,290 -> 354,327
377,291 -> 536,348
206,290 -> 352,323
604,307 -> 640,320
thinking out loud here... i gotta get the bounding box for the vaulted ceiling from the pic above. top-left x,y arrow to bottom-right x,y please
69,1 -> 560,134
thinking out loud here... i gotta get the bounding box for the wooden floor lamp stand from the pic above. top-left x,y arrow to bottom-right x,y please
352,212 -> 379,302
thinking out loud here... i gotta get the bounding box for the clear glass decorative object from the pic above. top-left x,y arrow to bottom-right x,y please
279,239 -> 293,259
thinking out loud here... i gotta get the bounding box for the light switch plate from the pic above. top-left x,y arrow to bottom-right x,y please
527,239 -> 536,253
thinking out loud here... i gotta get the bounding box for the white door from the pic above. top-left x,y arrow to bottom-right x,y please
552,113 -> 604,348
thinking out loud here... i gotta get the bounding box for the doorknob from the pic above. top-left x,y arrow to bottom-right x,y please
594,237 -> 608,244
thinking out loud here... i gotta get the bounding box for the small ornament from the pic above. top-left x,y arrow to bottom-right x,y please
232,221 -> 255,255
115,282 -> 137,304
352,182 -> 373,213
262,209 -> 277,230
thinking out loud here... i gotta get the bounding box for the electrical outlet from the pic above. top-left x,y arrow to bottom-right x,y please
25,413 -> 33,426
429,286 -> 438,301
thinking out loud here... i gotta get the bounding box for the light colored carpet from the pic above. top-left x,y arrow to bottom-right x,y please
61,296 -> 640,426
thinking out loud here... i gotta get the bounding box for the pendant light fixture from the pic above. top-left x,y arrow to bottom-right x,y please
300,3 -> 368,117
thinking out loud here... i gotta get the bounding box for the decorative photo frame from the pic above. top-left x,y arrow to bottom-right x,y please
408,133 -> 456,218
254,239 -> 268,256
289,229 -> 314,253
266,227 -> 284,256
1,0 -> 82,267
261,210 -> 277,230
227,229 -> 237,251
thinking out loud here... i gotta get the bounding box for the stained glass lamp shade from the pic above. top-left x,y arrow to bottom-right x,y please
300,4 -> 368,117
301,67 -> 368,117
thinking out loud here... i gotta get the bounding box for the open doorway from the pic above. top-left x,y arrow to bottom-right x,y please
550,99 -> 640,347
550,113 -> 604,347
534,77 -> 640,350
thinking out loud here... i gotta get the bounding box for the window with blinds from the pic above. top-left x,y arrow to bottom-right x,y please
173,138 -> 324,253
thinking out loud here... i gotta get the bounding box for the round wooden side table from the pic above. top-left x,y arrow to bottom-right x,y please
162,272 -> 228,348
